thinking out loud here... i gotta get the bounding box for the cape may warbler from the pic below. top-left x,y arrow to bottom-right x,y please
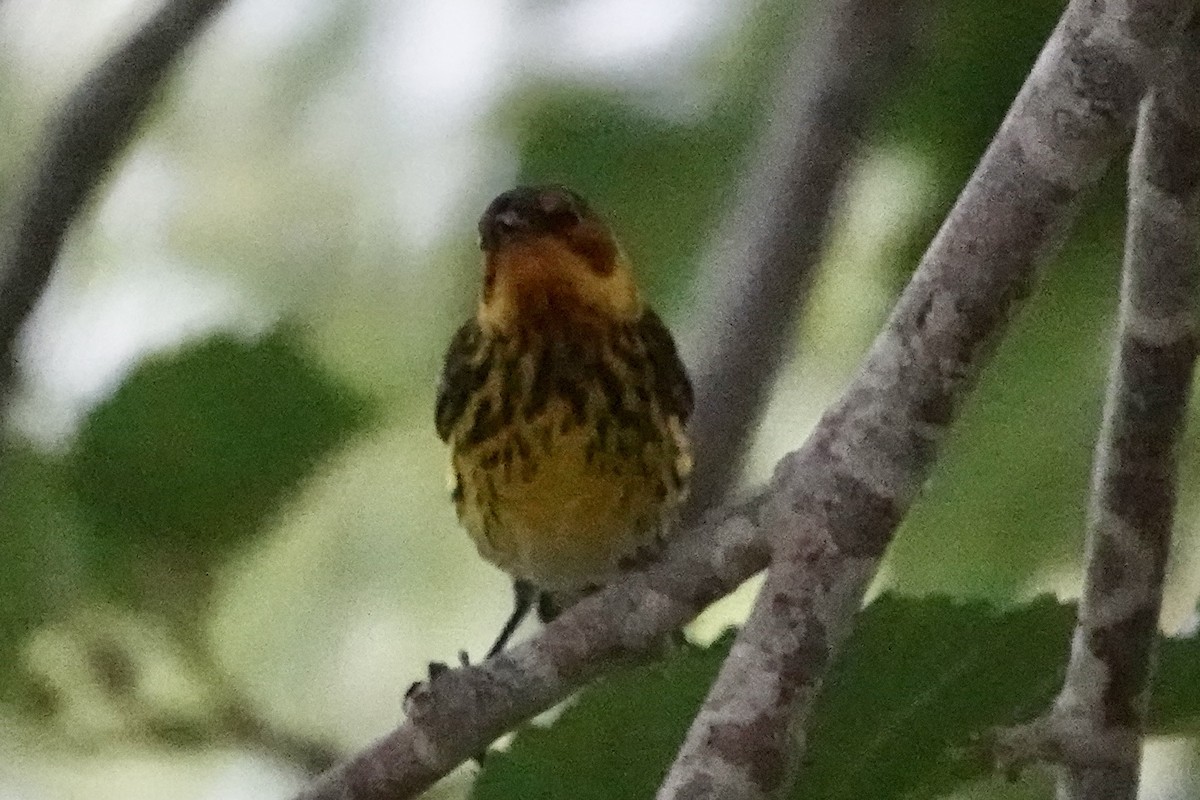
436,186 -> 693,656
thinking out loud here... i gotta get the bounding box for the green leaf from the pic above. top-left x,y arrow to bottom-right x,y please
473,596 -> 1200,800
1150,627 -> 1200,733
0,445 -> 89,700
72,327 -> 371,588
799,595 -> 1071,799
472,635 -> 732,800
806,595 -> 1200,798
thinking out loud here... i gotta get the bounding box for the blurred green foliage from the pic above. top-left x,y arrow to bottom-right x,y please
879,2 -> 1063,203
513,0 -> 802,310
0,447 -> 89,701
73,328 -> 369,585
1,330 -> 368,711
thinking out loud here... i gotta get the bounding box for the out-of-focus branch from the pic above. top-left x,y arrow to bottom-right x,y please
290,3 -> 1194,799
657,2 -> 1196,798
0,0 -> 337,778
680,0 -> 917,521
0,0 -> 232,401
993,23 -> 1200,800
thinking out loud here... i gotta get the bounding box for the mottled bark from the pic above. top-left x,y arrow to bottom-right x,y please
1038,21 -> 1198,800
293,496 -> 771,800
658,1 -> 1196,798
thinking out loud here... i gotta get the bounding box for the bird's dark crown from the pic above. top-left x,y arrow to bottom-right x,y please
478,185 -> 595,251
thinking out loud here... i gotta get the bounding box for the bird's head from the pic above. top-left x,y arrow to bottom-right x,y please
475,185 -> 641,333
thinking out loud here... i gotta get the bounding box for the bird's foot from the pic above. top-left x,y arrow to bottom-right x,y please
402,653 -> 489,764
403,651 -> 472,705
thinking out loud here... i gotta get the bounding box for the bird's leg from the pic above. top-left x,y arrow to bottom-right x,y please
408,582 -> 532,703
486,579 -> 536,657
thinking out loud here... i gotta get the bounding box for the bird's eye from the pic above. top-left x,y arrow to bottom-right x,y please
546,211 -> 579,232
547,208 -> 582,234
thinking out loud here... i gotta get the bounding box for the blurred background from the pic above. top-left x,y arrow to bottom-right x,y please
0,0 -> 1197,797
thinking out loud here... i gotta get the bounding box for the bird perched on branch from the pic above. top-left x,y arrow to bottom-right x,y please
436,185 -> 693,657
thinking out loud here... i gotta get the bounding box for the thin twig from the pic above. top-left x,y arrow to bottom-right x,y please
681,0 -> 917,521
289,3 -> 1194,799
657,2 -> 1196,798
0,0 -> 232,401
1051,24 -> 1200,800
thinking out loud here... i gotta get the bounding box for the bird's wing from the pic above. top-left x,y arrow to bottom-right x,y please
638,308 -> 693,424
435,319 -> 486,442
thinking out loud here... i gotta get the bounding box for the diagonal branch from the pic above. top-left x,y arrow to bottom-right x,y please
0,0 -> 233,403
681,0 -> 917,521
294,496 -> 772,800
997,21 -> 1200,800
291,3 -> 1194,800
657,2 -> 1197,798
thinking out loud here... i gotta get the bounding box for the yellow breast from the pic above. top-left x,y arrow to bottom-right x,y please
449,343 -> 690,590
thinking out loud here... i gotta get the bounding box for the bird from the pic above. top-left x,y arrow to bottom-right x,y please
435,185 -> 693,658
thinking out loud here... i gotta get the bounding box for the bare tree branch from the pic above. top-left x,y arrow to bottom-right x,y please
293,496 -> 771,800
657,2 -> 1196,798
289,3 -> 1196,799
0,0 -> 232,402
1053,93 -> 1200,800
990,22 -> 1200,800
989,715 -> 1139,775
681,0 -> 917,521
